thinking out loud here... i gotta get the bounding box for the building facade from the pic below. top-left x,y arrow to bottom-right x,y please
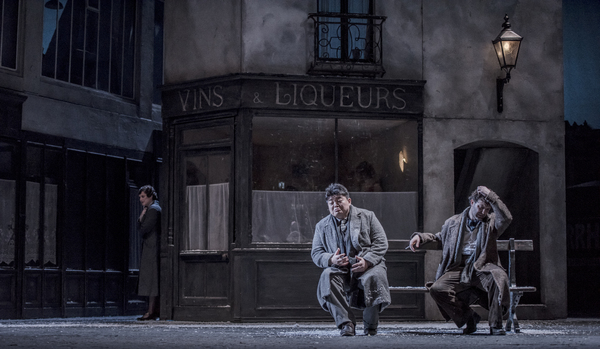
0,0 -> 163,319
161,0 -> 565,321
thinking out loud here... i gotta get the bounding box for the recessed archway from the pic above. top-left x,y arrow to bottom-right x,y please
454,141 -> 541,304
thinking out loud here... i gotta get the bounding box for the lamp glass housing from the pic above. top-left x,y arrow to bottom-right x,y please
492,27 -> 523,72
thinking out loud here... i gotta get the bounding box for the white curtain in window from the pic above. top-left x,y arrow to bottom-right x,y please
252,191 -> 326,243
187,183 -> 229,251
25,181 -> 40,264
0,179 -> 16,266
44,184 -> 58,265
252,191 -> 418,243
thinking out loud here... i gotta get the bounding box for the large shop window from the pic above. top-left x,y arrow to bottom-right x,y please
252,116 -> 418,244
42,0 -> 136,98
0,0 -> 19,70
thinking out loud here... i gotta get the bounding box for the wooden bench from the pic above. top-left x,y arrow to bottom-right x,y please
390,238 -> 536,333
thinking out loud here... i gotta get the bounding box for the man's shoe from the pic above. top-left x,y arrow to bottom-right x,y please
364,328 -> 377,336
462,312 -> 481,335
490,327 -> 506,335
340,322 -> 355,336
137,312 -> 159,321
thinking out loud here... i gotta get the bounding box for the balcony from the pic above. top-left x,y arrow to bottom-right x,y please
308,12 -> 386,78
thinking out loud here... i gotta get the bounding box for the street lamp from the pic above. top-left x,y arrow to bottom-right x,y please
492,14 -> 523,113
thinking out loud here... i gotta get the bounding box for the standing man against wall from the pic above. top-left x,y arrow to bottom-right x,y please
311,183 -> 391,336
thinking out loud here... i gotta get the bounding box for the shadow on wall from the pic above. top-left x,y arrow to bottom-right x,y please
454,141 -> 541,305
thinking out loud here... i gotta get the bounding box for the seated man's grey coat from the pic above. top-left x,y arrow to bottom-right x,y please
311,206 -> 391,312
412,190 -> 512,320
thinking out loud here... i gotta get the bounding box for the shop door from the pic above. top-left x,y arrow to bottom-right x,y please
173,148 -> 232,320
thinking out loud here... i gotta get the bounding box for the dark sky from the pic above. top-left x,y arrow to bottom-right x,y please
564,0 -> 600,129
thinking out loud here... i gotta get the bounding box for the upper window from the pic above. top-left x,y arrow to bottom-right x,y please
0,0 -> 19,70
153,0 -> 164,105
308,0 -> 386,77
42,0 -> 136,98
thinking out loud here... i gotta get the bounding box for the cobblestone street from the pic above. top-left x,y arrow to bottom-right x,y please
1,317 -> 599,348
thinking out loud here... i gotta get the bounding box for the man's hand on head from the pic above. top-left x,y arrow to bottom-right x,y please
477,186 -> 491,198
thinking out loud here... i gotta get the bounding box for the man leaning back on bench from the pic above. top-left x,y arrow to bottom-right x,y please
311,183 -> 515,336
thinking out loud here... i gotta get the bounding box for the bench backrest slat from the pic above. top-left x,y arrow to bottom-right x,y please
496,239 -> 533,251
418,239 -> 533,251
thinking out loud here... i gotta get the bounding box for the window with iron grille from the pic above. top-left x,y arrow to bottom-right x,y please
42,0 -> 136,98
0,0 -> 19,70
309,0 -> 386,77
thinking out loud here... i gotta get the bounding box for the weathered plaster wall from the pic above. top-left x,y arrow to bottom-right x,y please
242,0 -> 312,74
422,0 -> 563,120
164,0 -> 242,84
420,0 -> 565,319
378,1 -> 423,80
163,0 -> 425,79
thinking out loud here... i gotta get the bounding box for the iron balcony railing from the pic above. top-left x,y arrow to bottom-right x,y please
308,12 -> 386,77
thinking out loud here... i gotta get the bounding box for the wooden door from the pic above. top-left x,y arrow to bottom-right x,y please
172,145 -> 232,320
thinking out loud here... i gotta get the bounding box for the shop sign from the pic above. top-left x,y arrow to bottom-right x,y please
162,77 -> 424,117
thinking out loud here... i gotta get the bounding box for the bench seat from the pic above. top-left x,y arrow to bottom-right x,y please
390,238 -> 536,333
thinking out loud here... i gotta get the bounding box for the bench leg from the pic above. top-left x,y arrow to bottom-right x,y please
505,291 -> 523,333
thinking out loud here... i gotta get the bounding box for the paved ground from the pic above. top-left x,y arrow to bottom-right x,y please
1,316 -> 599,348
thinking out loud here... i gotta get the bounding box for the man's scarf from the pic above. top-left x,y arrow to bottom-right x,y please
453,207 -> 484,284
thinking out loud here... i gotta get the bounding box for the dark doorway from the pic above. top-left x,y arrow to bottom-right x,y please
454,141 -> 541,305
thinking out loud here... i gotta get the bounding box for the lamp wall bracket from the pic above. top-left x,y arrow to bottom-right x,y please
496,71 -> 511,113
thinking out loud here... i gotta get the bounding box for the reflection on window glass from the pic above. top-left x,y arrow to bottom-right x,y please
252,117 -> 335,243
317,0 -> 372,61
184,153 -> 230,251
252,117 -> 336,191
153,0 -> 164,105
44,184 -> 58,266
0,0 -> 19,69
338,119 -> 418,192
25,181 -> 40,266
252,117 -> 419,243
42,0 -> 136,98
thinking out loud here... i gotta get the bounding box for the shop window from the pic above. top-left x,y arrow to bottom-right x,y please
24,145 -> 61,267
42,0 -> 136,98
153,0 -> 164,105
308,0 -> 386,77
0,141 -> 17,267
252,116 -> 418,244
0,0 -> 19,70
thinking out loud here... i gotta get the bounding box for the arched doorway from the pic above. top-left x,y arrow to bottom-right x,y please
454,141 -> 541,305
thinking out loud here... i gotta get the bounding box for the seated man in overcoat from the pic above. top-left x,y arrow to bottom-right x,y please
311,183 -> 391,336
409,186 -> 512,335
